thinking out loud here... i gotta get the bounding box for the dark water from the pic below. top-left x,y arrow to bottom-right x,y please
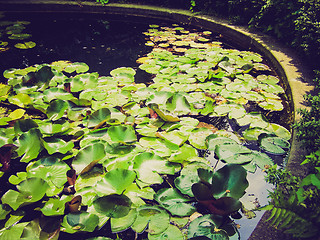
0,12 -> 155,79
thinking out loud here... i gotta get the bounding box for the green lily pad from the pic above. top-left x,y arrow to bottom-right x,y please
43,87 -> 74,102
156,130 -> 188,147
8,172 -> 27,185
131,205 -> 170,235
27,156 -> 70,188
188,127 -> 213,149
258,99 -> 283,111
15,128 -> 42,163
188,215 -> 228,240
63,212 -> 99,232
210,164 -> 249,199
123,184 -> 155,206
95,169 -> 136,196
87,108 -> 111,128
266,123 -> 291,140
258,134 -> 290,155
46,99 -> 69,121
41,196 -> 72,216
42,137 -> 74,155
174,162 -> 211,197
93,194 -> 132,218
8,33 -> 32,40
64,62 -> 89,73
154,188 -> 196,217
107,125 -> 137,144
1,178 -> 49,210
148,224 -> 184,240
72,143 -> 106,174
215,143 -> 251,161
110,208 -> 137,233
14,41 -> 36,49
133,152 -> 176,185
8,109 -> 25,120
206,134 -> 238,151
8,93 -> 32,108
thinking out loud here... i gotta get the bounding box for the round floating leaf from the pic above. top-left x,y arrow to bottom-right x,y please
8,109 -> 25,120
64,62 -> 89,73
65,212 -> 99,232
8,33 -> 31,40
243,127 -> 269,141
87,108 -> 111,128
72,143 -> 106,174
215,143 -> 251,161
189,127 -> 213,149
14,41 -> 36,49
2,178 -> 49,210
8,93 -> 32,108
46,99 -> 69,121
27,156 -> 71,188
131,205 -> 170,235
148,103 -> 180,122
154,188 -> 196,217
8,172 -> 27,185
258,99 -> 283,111
251,150 -> 274,169
133,152 -> 176,185
206,134 -> 238,151
169,143 -> 198,163
188,215 -> 228,240
258,134 -> 290,155
156,130 -> 188,147
38,120 -> 70,135
107,125 -> 137,144
174,162 -> 211,197
41,196 -> 71,216
42,137 -> 74,155
93,194 -> 132,218
110,208 -> 137,233
16,128 -> 42,163
211,164 -> 249,199
266,123 -> 291,140
95,169 -> 136,196
43,87 -> 74,102
148,224 -> 184,240
0,222 -> 28,240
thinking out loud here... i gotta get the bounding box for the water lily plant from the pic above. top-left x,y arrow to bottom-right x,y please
0,23 -> 292,240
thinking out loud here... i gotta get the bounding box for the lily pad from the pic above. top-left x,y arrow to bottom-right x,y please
258,134 -> 290,155
72,143 -> 106,174
107,125 -> 137,144
188,215 -> 229,240
95,169 -> 136,196
93,194 -> 132,218
133,152 -> 176,185
27,156 -> 70,188
63,212 -> 99,232
131,205 -> 170,235
15,128 -> 42,163
154,188 -> 196,217
14,41 -> 36,49
148,224 -> 184,240
1,178 -> 49,210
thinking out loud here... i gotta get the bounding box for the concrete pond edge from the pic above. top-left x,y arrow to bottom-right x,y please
0,1 -> 316,239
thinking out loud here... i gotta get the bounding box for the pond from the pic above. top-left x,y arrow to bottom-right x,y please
0,12 -> 292,240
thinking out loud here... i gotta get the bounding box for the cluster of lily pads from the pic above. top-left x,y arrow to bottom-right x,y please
0,24 -> 291,240
0,17 -> 36,52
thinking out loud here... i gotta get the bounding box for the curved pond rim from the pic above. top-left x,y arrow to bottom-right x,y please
0,1 -> 316,239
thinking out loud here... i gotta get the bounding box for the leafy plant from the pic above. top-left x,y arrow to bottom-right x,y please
0,22 -> 292,239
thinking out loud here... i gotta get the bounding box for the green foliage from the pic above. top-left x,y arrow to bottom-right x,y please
264,165 -> 320,238
0,22 -> 291,239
